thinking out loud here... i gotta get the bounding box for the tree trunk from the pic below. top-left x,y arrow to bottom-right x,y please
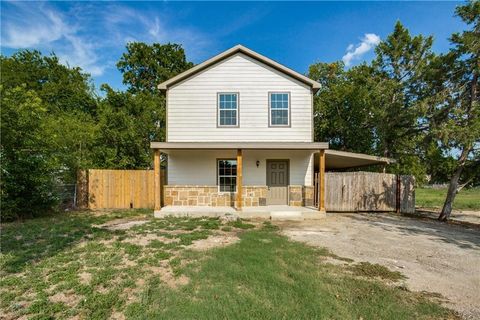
438,145 -> 471,221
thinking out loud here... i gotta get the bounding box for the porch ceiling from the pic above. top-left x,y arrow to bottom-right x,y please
150,141 -> 329,152
324,150 -> 395,169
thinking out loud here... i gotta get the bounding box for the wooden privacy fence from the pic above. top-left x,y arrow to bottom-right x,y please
315,171 -> 415,213
77,169 -> 165,209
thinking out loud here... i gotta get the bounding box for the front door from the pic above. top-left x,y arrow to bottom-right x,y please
266,160 -> 289,205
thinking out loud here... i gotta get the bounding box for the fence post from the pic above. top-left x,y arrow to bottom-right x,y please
396,174 -> 401,213
76,170 -> 88,209
318,150 -> 326,212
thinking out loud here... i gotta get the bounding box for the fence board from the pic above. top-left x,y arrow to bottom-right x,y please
85,169 -> 163,209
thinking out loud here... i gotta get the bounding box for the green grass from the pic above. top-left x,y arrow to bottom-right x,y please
416,187 -> 480,210
0,210 -> 457,319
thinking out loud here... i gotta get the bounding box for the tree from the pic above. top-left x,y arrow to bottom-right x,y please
117,42 -> 193,94
372,21 -> 435,179
309,62 -> 377,154
433,1 -> 480,221
0,86 -> 58,220
91,85 -> 165,169
309,22 -> 436,180
0,50 -> 97,114
0,51 -> 98,220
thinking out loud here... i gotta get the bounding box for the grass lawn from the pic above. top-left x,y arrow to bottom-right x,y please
1,210 -> 457,319
416,188 -> 480,210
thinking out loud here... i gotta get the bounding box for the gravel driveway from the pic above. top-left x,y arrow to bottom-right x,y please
280,213 -> 480,319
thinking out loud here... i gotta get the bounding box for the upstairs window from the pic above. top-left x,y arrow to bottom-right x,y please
218,159 -> 237,192
218,93 -> 238,127
269,92 -> 290,126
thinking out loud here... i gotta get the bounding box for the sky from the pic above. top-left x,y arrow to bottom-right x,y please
1,1 -> 465,91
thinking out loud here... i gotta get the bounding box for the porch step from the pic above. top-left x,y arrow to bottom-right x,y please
270,211 -> 304,221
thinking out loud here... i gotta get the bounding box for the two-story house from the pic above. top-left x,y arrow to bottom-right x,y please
150,45 -> 393,217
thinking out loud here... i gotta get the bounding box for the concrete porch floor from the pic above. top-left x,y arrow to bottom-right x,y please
155,205 -> 325,220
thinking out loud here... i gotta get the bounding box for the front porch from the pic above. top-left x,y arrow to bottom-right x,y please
151,142 -> 330,217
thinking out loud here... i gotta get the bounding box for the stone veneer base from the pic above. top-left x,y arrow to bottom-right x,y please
163,185 -> 315,208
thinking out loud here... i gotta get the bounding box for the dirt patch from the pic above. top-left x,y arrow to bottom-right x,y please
110,311 -> 126,320
95,219 -> 149,230
280,213 -> 480,319
49,291 -> 80,307
416,209 -> 480,226
148,265 -> 190,289
188,234 -> 240,251
122,233 -> 179,246
78,271 -> 92,285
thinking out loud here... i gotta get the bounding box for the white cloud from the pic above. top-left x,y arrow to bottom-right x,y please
1,2 -> 106,76
1,2 -> 213,78
342,33 -> 381,66
101,5 -> 212,61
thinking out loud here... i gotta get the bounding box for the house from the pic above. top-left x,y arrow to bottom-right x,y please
150,45 -> 394,217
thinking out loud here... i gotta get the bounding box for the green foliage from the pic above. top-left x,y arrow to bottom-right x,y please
117,42 -> 193,94
92,85 -> 165,169
0,50 -> 97,114
309,62 -> 377,154
0,86 -> 59,220
310,15 -> 478,188
0,42 -> 193,219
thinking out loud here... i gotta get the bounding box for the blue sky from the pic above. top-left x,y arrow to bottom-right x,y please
1,1 -> 465,91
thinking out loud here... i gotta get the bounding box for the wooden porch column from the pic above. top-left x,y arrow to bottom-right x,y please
318,150 -> 326,212
154,149 -> 162,210
236,149 -> 243,210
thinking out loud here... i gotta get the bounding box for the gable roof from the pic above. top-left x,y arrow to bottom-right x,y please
157,44 -> 321,92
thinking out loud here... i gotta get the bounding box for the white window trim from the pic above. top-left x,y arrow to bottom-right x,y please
217,159 -> 237,193
217,92 -> 239,128
268,92 -> 291,127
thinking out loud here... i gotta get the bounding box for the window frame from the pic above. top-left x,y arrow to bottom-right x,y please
268,91 -> 291,127
216,158 -> 237,193
217,92 -> 240,128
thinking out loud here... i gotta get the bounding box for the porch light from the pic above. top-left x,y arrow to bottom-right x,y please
256,160 -> 260,167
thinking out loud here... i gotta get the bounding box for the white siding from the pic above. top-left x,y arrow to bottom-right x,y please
167,53 -> 313,142
167,150 -> 314,186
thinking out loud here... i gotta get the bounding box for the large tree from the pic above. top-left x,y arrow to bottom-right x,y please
1,86 -> 58,220
117,42 -> 193,94
433,1 -> 480,221
372,22 -> 435,178
0,52 -> 98,220
92,85 -> 165,169
309,22 -> 436,179
309,62 -> 377,154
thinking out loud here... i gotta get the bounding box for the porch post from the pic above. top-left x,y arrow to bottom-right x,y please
318,149 -> 326,212
236,149 -> 243,210
154,149 -> 162,211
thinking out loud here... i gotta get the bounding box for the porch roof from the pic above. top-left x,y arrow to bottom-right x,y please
150,142 -> 395,169
150,141 -> 329,151
324,150 -> 395,169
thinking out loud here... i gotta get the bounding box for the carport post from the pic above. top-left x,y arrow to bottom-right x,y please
154,149 -> 162,211
318,150 -> 326,212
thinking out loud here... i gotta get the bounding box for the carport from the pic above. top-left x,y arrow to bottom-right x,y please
314,150 -> 414,213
